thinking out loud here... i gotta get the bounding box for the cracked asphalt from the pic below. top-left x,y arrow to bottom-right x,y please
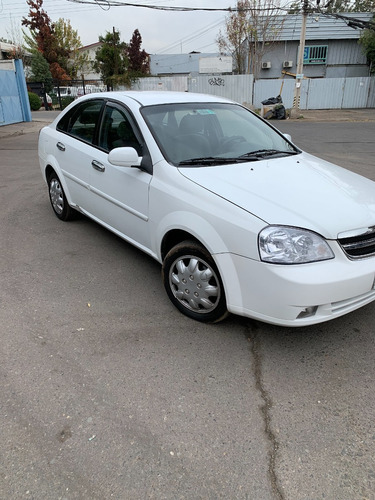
1,113 -> 375,499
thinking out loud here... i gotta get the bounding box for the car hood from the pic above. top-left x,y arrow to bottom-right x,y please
178,152 -> 375,239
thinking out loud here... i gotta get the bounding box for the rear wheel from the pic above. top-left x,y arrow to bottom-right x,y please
48,172 -> 75,221
162,240 -> 228,323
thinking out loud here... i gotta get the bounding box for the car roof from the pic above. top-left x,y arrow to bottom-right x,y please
79,91 -> 234,107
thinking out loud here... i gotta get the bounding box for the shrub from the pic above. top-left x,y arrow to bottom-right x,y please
28,92 -> 41,111
61,96 -> 75,110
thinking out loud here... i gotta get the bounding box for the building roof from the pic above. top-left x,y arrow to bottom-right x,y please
78,42 -> 103,51
278,12 -> 373,41
0,41 -> 15,52
0,41 -> 32,58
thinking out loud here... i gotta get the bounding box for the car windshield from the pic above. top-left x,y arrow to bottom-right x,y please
141,102 -> 299,166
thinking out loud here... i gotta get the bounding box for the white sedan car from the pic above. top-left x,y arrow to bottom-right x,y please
38,91 -> 375,326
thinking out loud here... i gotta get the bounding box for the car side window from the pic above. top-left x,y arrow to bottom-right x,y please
57,100 -> 103,144
98,105 -> 142,154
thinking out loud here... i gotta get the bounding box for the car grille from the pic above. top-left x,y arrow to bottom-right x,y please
338,227 -> 375,259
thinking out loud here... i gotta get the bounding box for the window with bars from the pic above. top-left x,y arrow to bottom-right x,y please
303,45 -> 328,64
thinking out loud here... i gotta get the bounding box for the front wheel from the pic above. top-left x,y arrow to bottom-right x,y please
48,172 -> 76,221
162,240 -> 228,323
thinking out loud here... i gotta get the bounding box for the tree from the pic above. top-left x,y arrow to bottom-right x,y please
217,2 -> 249,74
289,0 -> 375,13
93,29 -> 130,88
127,29 -> 150,75
217,0 -> 285,78
29,51 -> 53,91
22,0 -> 69,80
359,17 -> 375,72
54,18 -> 89,79
2,17 -> 29,63
353,0 -> 375,10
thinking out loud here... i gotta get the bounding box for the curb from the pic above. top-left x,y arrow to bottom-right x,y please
0,120 -> 50,140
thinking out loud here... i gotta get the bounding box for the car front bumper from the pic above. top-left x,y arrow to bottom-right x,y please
215,246 -> 375,327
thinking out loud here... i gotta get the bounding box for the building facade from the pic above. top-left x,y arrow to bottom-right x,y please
77,42 -> 103,79
150,53 -> 233,76
257,12 -> 372,79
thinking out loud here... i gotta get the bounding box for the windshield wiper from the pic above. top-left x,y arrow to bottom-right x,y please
178,156 -> 259,166
241,149 -> 299,158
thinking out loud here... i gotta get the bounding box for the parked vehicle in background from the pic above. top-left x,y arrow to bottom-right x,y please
53,86 -> 78,98
78,85 -> 106,95
40,93 -> 52,110
38,91 -> 375,326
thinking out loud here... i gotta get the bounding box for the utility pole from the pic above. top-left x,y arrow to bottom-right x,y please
113,26 -> 119,78
291,0 -> 309,118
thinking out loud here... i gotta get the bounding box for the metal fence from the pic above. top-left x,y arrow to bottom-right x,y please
133,74 -> 374,109
253,76 -> 375,109
132,74 -> 254,107
49,75 -> 375,111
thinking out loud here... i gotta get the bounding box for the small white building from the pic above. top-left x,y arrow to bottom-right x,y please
150,52 -> 233,76
0,41 -> 15,60
77,42 -> 103,79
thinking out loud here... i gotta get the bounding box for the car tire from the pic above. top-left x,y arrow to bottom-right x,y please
162,240 -> 229,323
48,172 -> 75,221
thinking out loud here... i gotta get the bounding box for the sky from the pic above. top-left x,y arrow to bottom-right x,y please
0,0 -> 235,54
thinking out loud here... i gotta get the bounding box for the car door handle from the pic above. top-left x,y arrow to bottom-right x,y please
56,142 -> 65,151
91,160 -> 105,172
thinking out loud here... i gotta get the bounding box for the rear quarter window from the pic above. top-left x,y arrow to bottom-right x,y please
56,100 -> 103,144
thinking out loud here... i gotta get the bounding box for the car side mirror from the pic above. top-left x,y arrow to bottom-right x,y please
108,147 -> 142,168
283,133 -> 292,142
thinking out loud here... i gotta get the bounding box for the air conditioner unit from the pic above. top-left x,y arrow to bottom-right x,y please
283,60 -> 293,68
262,61 -> 271,69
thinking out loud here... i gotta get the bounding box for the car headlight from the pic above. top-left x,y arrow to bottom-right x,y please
259,226 -> 334,264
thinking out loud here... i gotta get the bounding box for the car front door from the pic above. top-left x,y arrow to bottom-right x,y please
85,102 -> 152,251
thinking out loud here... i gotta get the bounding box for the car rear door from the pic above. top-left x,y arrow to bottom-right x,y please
54,99 -> 104,210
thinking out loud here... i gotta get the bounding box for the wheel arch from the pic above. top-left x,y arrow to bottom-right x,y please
160,229 -> 202,261
43,161 -> 75,209
45,164 -> 56,182
157,210 -> 233,261
158,216 -> 243,312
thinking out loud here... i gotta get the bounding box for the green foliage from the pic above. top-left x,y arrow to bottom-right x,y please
29,51 -> 53,92
23,28 -> 38,55
288,0 -> 375,13
287,1 -> 302,14
352,0 -> 375,11
54,18 -> 88,79
93,28 -> 149,87
324,0 -> 354,13
28,91 -> 41,111
61,96 -> 75,109
359,17 -> 375,72
22,0 -> 84,80
93,29 -> 130,88
22,0 -> 67,79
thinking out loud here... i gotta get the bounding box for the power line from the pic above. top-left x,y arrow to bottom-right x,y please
66,0 -> 292,12
319,11 -> 374,31
157,17 -> 225,53
0,3 -> 103,19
